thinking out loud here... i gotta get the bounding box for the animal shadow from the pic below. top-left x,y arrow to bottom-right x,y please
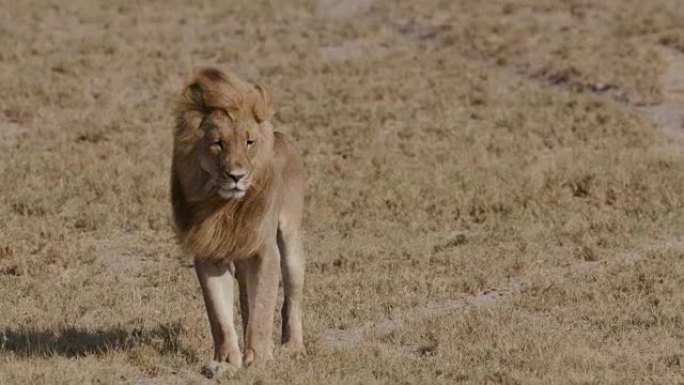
1,321 -> 197,362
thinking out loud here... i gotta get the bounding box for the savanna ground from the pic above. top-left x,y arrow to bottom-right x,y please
2,0 -> 684,383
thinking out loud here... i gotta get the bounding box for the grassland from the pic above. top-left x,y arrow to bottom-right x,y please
2,0 -> 684,383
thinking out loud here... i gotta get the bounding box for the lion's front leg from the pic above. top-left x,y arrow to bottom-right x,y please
241,243 -> 280,366
235,260 -> 251,343
194,259 -> 242,378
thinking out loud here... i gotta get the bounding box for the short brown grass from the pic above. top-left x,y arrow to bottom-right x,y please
2,0 -> 684,384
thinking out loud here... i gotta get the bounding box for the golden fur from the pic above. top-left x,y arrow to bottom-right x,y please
170,67 -> 307,376
172,68 -> 278,262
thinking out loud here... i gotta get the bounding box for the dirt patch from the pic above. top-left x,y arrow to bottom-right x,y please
636,48 -> 684,146
0,107 -> 32,148
322,289 -> 506,350
319,40 -> 390,63
79,231 -> 175,278
316,0 -> 374,20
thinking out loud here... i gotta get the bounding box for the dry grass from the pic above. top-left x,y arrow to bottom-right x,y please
2,0 -> 684,383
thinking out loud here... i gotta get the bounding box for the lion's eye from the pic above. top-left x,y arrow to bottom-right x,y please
246,139 -> 255,147
213,140 -> 223,149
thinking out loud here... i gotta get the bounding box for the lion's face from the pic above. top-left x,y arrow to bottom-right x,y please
173,67 -> 275,204
196,110 -> 265,200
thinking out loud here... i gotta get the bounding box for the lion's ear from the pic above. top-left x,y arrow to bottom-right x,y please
176,80 -> 209,135
188,83 -> 205,109
253,84 -> 273,123
179,81 -> 207,113
180,82 -> 209,113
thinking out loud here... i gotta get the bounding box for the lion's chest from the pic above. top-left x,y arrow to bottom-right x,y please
181,199 -> 278,263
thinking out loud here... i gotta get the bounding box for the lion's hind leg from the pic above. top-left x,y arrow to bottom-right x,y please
277,221 -> 306,353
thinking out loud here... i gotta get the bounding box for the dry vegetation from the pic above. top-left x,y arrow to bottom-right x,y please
2,0 -> 684,383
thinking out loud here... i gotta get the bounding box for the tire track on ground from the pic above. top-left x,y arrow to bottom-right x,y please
322,240 -> 684,351
320,16 -> 684,350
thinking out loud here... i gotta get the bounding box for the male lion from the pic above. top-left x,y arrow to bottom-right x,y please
170,68 -> 306,377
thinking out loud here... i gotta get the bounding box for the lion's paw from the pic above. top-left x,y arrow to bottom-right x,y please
200,360 -> 239,379
281,342 -> 307,359
242,349 -> 255,367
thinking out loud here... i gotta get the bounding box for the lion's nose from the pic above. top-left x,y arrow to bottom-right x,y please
226,170 -> 246,183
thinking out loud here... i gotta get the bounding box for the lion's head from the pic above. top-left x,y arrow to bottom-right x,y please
173,67 -> 275,203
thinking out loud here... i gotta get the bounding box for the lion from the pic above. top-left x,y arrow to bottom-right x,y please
170,67 -> 306,378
